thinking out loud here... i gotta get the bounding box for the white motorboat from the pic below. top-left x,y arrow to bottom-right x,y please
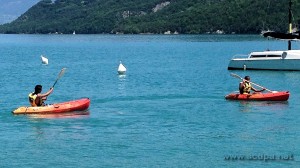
228,0 -> 300,71
228,50 -> 300,70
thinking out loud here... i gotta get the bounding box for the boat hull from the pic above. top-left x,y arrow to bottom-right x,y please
12,98 -> 90,114
225,91 -> 289,101
228,50 -> 300,71
228,59 -> 300,71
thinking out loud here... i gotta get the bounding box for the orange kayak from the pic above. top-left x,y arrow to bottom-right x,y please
12,98 -> 90,115
225,91 -> 289,101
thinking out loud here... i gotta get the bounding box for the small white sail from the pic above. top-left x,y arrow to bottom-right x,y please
41,55 -> 48,65
118,61 -> 126,75
73,31 -> 76,35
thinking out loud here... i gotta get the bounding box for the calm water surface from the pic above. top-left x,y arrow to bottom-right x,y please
0,34 -> 299,167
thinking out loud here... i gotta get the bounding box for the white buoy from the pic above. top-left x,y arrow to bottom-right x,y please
41,55 -> 48,65
118,61 -> 126,75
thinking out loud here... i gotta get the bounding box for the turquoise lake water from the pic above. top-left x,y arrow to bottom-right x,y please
0,34 -> 299,167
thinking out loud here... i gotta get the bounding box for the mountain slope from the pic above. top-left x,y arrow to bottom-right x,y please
0,0 -> 299,34
0,0 -> 40,24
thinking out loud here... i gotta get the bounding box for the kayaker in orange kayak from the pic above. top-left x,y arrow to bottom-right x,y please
239,76 -> 265,94
28,85 -> 54,106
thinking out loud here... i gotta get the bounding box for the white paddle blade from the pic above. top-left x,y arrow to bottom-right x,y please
230,73 -> 242,80
58,68 -> 67,79
52,68 -> 67,87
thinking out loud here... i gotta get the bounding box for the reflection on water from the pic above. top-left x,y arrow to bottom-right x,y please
237,101 -> 289,113
28,110 -> 90,119
26,111 -> 90,141
118,74 -> 127,96
118,74 -> 126,79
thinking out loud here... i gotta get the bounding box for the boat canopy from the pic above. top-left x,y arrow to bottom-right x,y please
263,31 -> 300,40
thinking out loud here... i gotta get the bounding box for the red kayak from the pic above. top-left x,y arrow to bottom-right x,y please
225,91 -> 289,101
12,98 -> 90,114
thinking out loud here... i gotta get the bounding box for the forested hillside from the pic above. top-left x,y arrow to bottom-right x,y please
0,0 -> 299,34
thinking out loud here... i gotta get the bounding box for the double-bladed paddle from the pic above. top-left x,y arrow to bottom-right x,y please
230,73 -> 276,93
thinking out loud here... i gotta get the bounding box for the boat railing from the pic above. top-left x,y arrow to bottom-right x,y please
231,54 -> 249,59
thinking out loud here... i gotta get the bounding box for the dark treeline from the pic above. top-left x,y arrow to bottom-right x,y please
0,0 -> 299,34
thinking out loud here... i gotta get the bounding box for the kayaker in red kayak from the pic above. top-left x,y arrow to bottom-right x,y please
239,76 -> 265,94
28,85 -> 54,107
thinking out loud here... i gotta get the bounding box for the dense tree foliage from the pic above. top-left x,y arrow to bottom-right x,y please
0,0 -> 299,34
